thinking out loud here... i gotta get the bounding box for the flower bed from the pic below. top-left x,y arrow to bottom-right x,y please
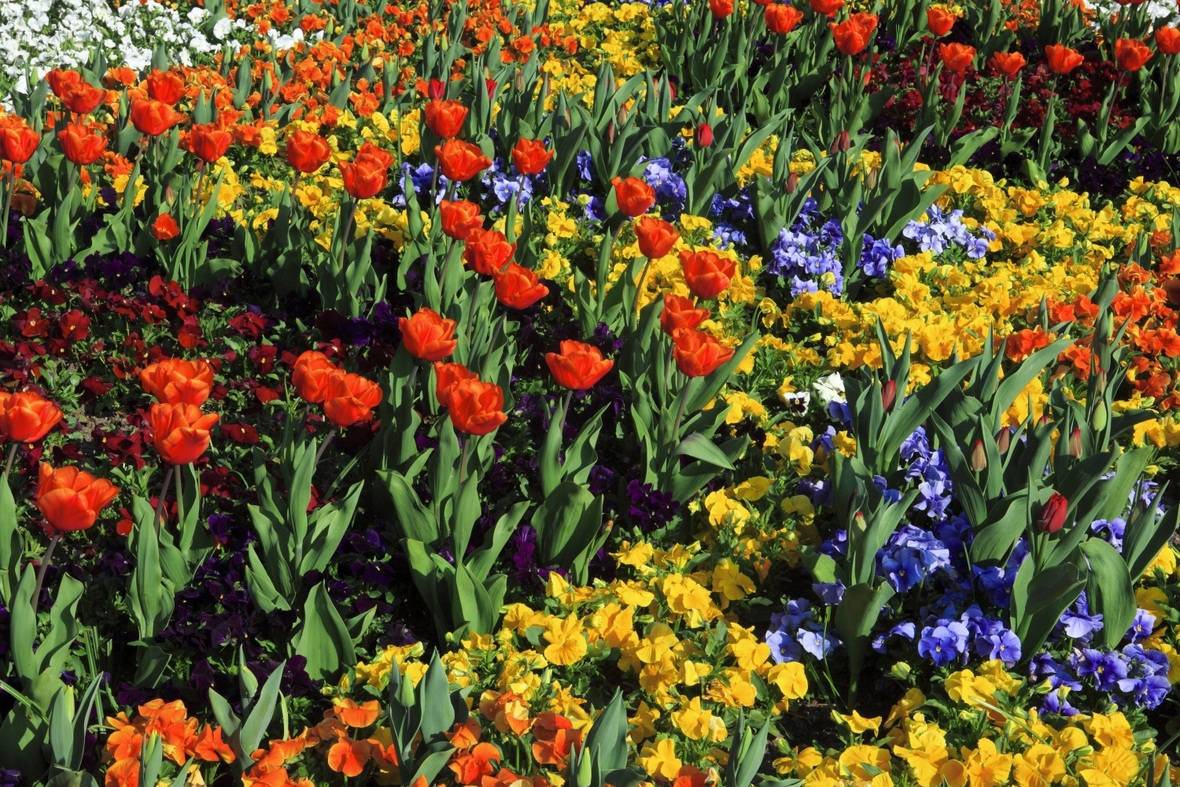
1,0 -> 1180,784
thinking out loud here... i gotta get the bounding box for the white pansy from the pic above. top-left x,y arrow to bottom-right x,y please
811,373 -> 846,408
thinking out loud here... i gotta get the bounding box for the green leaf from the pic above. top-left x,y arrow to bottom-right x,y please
1080,538 -> 1135,649
673,432 -> 735,470
295,582 -> 356,683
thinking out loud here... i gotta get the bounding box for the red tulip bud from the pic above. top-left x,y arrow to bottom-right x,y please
1068,427 -> 1082,458
832,130 -> 851,153
996,427 -> 1011,455
786,172 -> 798,192
969,440 -> 987,472
695,122 -> 714,148
485,78 -> 497,99
1037,492 -> 1068,534
881,379 -> 897,411
428,78 -> 446,99
853,511 -> 867,533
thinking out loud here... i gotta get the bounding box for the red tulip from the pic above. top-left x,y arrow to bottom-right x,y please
635,217 -> 680,259
680,250 -> 736,299
59,82 -> 107,115
672,329 -> 735,377
129,99 -> 185,137
694,123 -> 714,148
1115,38 -> 1152,71
146,70 -> 186,105
1156,26 -> 1180,55
1037,492 -> 1068,534
434,362 -> 478,408
188,123 -> 233,164
463,228 -> 516,275
546,340 -> 613,390
400,308 -> 458,361
0,126 -> 40,164
153,214 -> 181,241
448,379 -> 508,435
511,138 -> 553,175
810,0 -> 844,16
989,51 -> 1027,78
660,293 -> 710,336
434,139 -> 491,182
424,100 -> 469,139
493,263 -> 549,309
293,350 -> 338,403
58,122 -> 107,166
709,0 -> 734,18
765,4 -> 804,34
340,142 -> 394,199
322,370 -> 383,427
939,43 -> 976,73
140,358 -> 214,406
286,130 -> 332,173
1045,44 -> 1084,74
149,403 -> 219,465
611,176 -> 656,217
36,463 -> 119,532
926,6 -> 956,36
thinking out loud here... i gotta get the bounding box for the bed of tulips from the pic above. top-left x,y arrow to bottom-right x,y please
5,0 -> 1180,784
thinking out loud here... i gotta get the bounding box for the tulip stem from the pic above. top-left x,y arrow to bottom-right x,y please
671,384 -> 689,444
337,198 -> 357,272
153,466 -> 175,533
631,255 -> 652,330
558,390 -> 573,437
174,465 -> 185,529
31,532 -> 61,619
3,443 -> 17,481
192,163 -> 207,222
480,315 -> 506,379
458,438 -> 471,484
0,170 -> 13,249
313,428 -> 337,466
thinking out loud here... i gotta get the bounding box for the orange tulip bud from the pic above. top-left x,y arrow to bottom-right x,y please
153,214 -> 181,241
340,142 -> 394,199
188,123 -> 233,164
36,463 -> 119,532
926,6 -> 956,36
1044,44 -> 1084,74
286,130 -> 332,173
463,228 -> 516,275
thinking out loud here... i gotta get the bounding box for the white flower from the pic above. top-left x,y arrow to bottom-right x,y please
812,373 -> 846,408
213,17 -> 234,40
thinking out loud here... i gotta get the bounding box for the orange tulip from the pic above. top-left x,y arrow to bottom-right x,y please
0,392 -> 63,443
149,403 -> 220,465
1115,38 -> 1152,71
153,214 -> 181,241
400,308 -> 458,361
765,4 -> 804,34
926,6 -> 956,36
939,43 -> 976,73
140,358 -> 215,406
463,228 -> 516,275
1045,44 -> 1084,74
322,370 -> 383,428
830,14 -> 877,55
511,138 -> 553,175
448,379 -> 508,436
286,130 -> 332,173
611,176 -> 656,217
36,463 -> 119,532
58,122 -> 107,166
440,200 -> 483,240
188,123 -> 233,164
46,69 -> 82,99
709,0 -> 734,18
989,51 -> 1027,78
0,126 -> 40,164
660,293 -> 710,336
434,362 -> 478,408
340,142 -> 394,199
672,329 -> 735,377
634,217 -> 680,259
130,99 -> 185,136
810,0 -> 844,15
293,350 -> 338,404
146,69 -> 186,105
494,263 -> 549,309
435,139 -> 491,182
546,341 -> 613,390
59,82 -> 107,115
680,250 -> 736,299
424,99 -> 469,139
1157,26 -> 1180,55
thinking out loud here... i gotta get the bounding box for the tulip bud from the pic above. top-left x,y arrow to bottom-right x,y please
485,78 -> 497,99
1094,368 -> 1107,396
1037,492 -> 1068,534
515,70 -> 525,93
576,749 -> 592,787
1038,415 -> 1050,427
607,120 -> 616,144
428,77 -> 446,99
1068,427 -> 1082,458
970,439 -> 987,471
786,172 -> 798,192
996,427 -> 1011,455
695,122 -> 714,148
1092,403 -> 1108,432
164,184 -> 176,205
853,511 -> 867,534
831,130 -> 851,153
881,379 -> 897,411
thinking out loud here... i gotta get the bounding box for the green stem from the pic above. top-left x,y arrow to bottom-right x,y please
558,389 -> 573,437
313,428 -> 338,466
31,533 -> 61,619
153,466 -> 175,534
480,314 -> 506,379
3,443 -> 17,481
337,198 -> 357,272
631,255 -> 653,330
458,437 -> 472,484
174,465 -> 185,529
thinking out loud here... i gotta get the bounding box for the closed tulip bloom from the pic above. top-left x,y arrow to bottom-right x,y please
494,263 -> 550,309
58,123 -> 107,166
611,176 -> 656,217
709,0 -> 734,18
463,228 -> 516,275
60,82 -> 107,115
400,308 -> 458,361
152,214 -> 181,241
130,99 -> 185,137
672,329 -> 735,377
830,16 -> 874,55
1157,26 -> 1180,55
989,51 -> 1027,78
511,137 -> 553,175
424,99 -> 469,139
322,370 -> 383,427
1045,44 -> 1084,74
0,126 -> 40,164
765,4 -> 804,34
448,379 -> 508,435
1037,491 -> 1068,534
146,69 -> 186,105
926,6 -> 956,36
660,293 -> 710,336
939,43 -> 976,73
188,124 -> 233,164
36,463 -> 119,532
680,249 -> 737,299
1115,38 -> 1153,71
546,340 -> 614,390
694,123 -> 714,148
435,139 -> 492,182
434,362 -> 478,408
140,358 -> 215,406
286,130 -> 332,173
0,392 -> 63,443
635,217 -> 680,259
340,142 -> 394,199
810,0 -> 843,15
46,68 -> 82,99
292,350 -> 338,403
440,200 -> 483,240
149,403 -> 220,465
